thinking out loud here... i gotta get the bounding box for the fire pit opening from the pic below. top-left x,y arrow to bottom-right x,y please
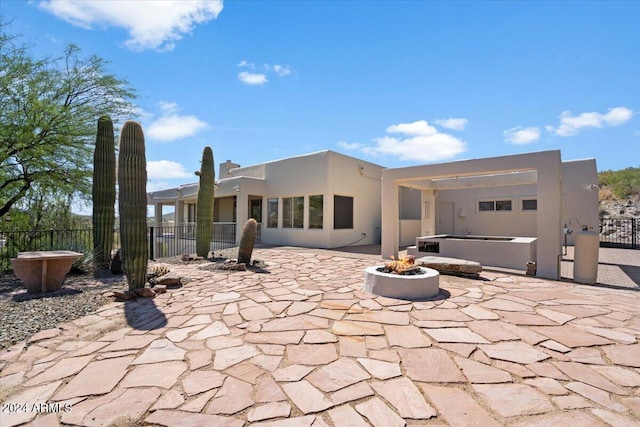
365,255 -> 440,300
378,255 -> 424,275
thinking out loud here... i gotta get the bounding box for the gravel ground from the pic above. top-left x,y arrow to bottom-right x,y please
0,273 -> 128,349
0,247 -> 253,349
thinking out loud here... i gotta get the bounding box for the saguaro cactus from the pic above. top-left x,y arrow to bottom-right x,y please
92,116 -> 116,273
118,121 -> 148,290
238,218 -> 257,265
196,146 -> 215,258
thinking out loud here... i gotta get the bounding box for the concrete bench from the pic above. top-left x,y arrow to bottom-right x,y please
11,251 -> 83,293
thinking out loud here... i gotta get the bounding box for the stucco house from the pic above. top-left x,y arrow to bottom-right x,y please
147,150 -> 385,250
147,149 -> 598,279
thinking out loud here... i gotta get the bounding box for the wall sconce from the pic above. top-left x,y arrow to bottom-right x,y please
233,185 -> 240,193
458,207 -> 467,218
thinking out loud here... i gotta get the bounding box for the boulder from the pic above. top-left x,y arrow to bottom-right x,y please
415,256 -> 482,276
156,273 -> 183,288
220,262 -> 246,271
134,287 -> 157,298
113,290 -> 137,301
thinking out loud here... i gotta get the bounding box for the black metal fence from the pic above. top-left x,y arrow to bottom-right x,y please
148,223 -> 237,259
599,216 -> 639,249
1,223 -> 237,273
0,228 -> 96,272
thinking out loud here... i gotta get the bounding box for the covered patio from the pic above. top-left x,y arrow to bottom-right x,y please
382,151 -> 564,279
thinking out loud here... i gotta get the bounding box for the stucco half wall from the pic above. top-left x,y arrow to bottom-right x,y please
381,150 -> 563,280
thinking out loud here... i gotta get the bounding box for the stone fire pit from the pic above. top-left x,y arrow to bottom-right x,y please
364,263 -> 440,300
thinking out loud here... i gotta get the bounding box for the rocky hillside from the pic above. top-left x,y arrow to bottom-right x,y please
599,188 -> 640,218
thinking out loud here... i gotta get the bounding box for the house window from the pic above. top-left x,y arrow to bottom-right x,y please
496,200 -> 512,211
478,201 -> 495,212
267,198 -> 278,228
334,195 -> 353,229
522,199 -> 537,211
283,197 -> 304,228
478,199 -> 512,212
309,195 -> 323,229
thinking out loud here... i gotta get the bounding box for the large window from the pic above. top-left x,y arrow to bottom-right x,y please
478,199 -> 512,212
283,197 -> 304,228
334,195 -> 353,229
309,195 -> 323,229
267,198 -> 278,228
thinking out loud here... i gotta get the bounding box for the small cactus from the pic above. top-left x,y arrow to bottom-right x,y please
92,116 -> 116,273
196,146 -> 215,258
238,218 -> 258,265
118,120 -> 148,290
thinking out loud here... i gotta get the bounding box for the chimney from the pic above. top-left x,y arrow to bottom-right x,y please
219,160 -> 240,178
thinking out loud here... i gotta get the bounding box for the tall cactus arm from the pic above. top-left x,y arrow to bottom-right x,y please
118,120 -> 149,290
196,146 -> 215,258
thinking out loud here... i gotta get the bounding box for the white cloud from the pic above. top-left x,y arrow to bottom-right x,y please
546,106 -> 634,136
146,101 -> 208,142
435,118 -> 468,131
273,64 -> 292,77
147,160 -> 192,179
504,126 -> 541,145
38,0 -> 223,51
386,120 -> 437,136
146,180 -> 174,193
157,101 -> 179,114
337,141 -> 366,150
237,61 -> 293,85
340,120 -> 467,162
238,71 -> 268,86
237,60 -> 254,68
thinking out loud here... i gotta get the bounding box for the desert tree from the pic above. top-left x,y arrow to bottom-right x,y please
0,24 -> 138,220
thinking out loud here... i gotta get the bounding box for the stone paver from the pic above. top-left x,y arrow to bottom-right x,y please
282,380 -> 334,414
355,397 -> 405,427
473,383 -> 554,417
370,377 -> 436,419
420,384 -> 501,427
2,247 -> 639,426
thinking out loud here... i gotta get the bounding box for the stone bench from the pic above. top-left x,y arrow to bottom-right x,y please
11,251 -> 83,293
415,255 -> 483,277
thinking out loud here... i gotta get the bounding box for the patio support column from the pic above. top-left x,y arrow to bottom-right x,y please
421,190 -> 436,237
535,152 -> 563,279
381,176 -> 399,260
236,188 -> 249,245
154,204 -> 163,227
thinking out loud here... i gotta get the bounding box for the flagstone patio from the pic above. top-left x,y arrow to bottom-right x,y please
1,247 -> 639,426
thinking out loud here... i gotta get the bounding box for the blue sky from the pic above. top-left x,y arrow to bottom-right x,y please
2,0 -> 639,200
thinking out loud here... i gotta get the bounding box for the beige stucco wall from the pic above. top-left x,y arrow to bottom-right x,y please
436,184 -> 538,237
561,159 -> 599,245
327,152 -> 383,248
259,151 -> 383,248
215,197 -> 235,222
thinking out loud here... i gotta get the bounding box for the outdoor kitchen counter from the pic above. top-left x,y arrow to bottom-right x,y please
11,250 -> 83,293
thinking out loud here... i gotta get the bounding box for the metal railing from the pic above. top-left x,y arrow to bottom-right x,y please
599,216 -> 639,249
1,222 -> 237,272
0,228 -> 97,272
148,222 -> 236,258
